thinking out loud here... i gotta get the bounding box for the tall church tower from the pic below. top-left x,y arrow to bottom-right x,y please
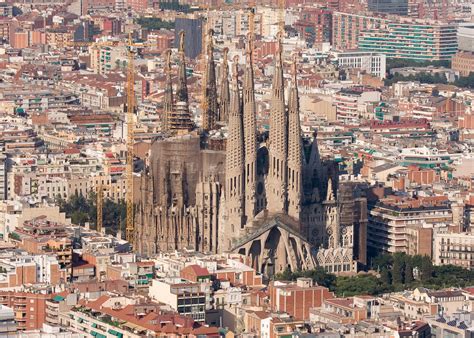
172,30 -> 193,132
287,56 -> 303,221
203,29 -> 218,130
176,31 -> 189,105
219,48 -> 230,123
243,33 -> 258,223
266,34 -> 288,214
224,57 -> 245,249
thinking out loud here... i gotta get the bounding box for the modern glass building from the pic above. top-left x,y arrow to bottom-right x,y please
358,20 -> 458,61
368,0 -> 409,16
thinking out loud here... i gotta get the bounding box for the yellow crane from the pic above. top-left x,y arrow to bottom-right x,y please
201,9 -> 210,130
125,34 -> 136,246
278,0 -> 285,36
67,35 -> 148,246
249,1 -> 255,51
124,33 -> 151,246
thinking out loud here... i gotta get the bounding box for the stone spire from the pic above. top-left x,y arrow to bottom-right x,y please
242,32 -> 258,222
326,177 -> 335,201
266,33 -> 288,214
203,29 -> 218,130
287,55 -> 303,220
224,56 -> 245,249
218,47 -> 230,123
162,49 -> 173,132
172,30 -> 193,132
176,31 -> 189,105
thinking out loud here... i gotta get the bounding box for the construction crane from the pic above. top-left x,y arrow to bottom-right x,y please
248,0 -> 255,51
201,9 -> 209,130
124,33 -> 151,247
96,183 -> 111,235
97,184 -> 104,234
125,33 -> 136,246
278,0 -> 285,36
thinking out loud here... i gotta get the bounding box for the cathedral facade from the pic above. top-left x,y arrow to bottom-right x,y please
135,31 -> 367,276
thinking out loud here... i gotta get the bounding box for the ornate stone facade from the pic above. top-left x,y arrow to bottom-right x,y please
135,33 -> 367,276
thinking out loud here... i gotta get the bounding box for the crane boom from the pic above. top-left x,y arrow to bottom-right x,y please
97,184 -> 104,234
249,3 -> 255,52
278,0 -> 285,36
125,33 -> 135,246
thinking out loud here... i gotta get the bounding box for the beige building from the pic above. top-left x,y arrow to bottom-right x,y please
452,51 -> 474,77
433,232 -> 474,270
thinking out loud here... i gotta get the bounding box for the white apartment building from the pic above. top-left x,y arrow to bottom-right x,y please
433,232 -> 474,270
0,154 -> 6,201
334,89 -> 381,124
149,277 -> 210,322
335,51 -> 387,79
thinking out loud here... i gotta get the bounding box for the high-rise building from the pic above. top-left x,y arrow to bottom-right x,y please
359,19 -> 458,61
174,17 -> 203,59
332,12 -> 387,51
0,154 -> 6,200
295,8 -> 332,46
458,23 -> 474,53
368,0 -> 409,16
335,51 -> 387,79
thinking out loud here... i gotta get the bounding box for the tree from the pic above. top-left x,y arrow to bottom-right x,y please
58,193 -> 126,235
405,257 -> 414,284
302,267 -> 336,288
135,18 -> 175,31
420,256 -> 433,282
380,268 -> 392,285
453,72 -> 474,89
392,254 -> 406,285
334,274 -> 391,297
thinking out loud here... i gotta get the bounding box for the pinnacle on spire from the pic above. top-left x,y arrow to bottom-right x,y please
287,54 -> 303,220
202,29 -> 218,131
224,55 -> 245,247
163,49 -> 173,132
326,178 -> 335,201
219,47 -> 230,123
176,30 -> 189,104
246,32 -> 253,64
172,31 -> 193,132
230,56 -> 242,119
266,29 -> 288,214
242,31 -> 259,219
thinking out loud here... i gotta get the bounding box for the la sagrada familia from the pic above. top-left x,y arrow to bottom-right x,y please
135,30 -> 367,276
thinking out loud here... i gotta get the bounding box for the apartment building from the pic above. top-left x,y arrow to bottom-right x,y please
0,154 -> 6,201
0,305 -> 16,336
452,51 -> 474,77
335,51 -> 387,79
268,278 -> 334,321
368,196 -> 452,254
149,277 -> 211,322
61,295 -> 217,337
359,19 -> 458,61
332,12 -> 386,50
433,232 -> 474,270
334,88 -> 381,123
0,292 -> 52,331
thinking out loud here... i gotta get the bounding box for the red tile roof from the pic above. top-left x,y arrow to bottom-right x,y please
183,264 -> 210,277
